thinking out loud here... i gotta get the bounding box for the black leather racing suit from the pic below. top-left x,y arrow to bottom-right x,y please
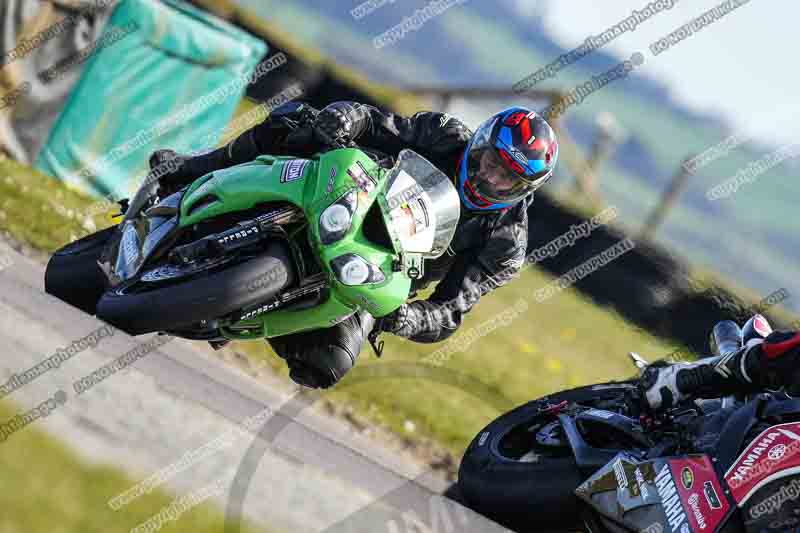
165,102 -> 532,387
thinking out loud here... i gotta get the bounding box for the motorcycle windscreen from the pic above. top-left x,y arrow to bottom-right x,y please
378,149 -> 460,259
109,189 -> 183,284
113,215 -> 178,283
99,172 -> 162,279
575,452 -> 733,533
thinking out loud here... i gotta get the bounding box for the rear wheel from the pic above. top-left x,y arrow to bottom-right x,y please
96,240 -> 295,335
457,382 -> 636,533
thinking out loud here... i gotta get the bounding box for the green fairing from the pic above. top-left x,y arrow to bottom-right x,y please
180,149 -> 412,339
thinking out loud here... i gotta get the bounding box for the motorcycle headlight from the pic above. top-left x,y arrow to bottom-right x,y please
319,190 -> 357,244
331,254 -> 385,285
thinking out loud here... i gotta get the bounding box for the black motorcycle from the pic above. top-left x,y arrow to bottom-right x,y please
457,315 -> 800,533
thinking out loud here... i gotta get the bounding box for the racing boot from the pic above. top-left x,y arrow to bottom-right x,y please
149,111 -> 308,197
149,125 -> 267,197
641,329 -> 800,410
267,309 -> 375,389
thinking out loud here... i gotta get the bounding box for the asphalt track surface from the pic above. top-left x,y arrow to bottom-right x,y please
0,240 -> 513,533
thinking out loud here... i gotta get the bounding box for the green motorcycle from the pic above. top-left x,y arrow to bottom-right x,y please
49,106 -> 461,354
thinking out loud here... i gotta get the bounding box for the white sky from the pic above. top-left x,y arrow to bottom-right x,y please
536,0 -> 797,144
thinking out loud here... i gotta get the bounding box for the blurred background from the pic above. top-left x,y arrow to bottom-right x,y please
0,1 -> 797,531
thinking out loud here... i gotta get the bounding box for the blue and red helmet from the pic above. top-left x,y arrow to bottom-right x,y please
458,107 -> 559,211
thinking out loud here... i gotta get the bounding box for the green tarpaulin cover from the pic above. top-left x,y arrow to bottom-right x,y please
36,0 -> 267,199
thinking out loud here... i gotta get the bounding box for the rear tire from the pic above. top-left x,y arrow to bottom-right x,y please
457,382 -> 635,533
44,226 -> 116,315
96,240 -> 295,335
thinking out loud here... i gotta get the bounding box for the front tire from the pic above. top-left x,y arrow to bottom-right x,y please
96,241 -> 295,335
457,382 -> 635,532
45,226 -> 116,315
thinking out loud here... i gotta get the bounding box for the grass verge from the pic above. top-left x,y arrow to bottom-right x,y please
233,264 -> 687,457
0,400 -> 261,533
0,156 -> 113,253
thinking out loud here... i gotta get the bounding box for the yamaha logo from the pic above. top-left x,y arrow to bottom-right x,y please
769,444 -> 787,461
655,464 -> 688,532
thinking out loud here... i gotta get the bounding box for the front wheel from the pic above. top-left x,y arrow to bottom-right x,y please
96,240 -> 295,335
45,226 -> 117,315
457,381 -> 636,533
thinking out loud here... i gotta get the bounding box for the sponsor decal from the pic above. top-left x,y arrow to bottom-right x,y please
725,423 -> 800,503
439,113 -> 451,128
346,161 -> 377,193
635,468 -> 650,500
577,456 -> 726,533
686,493 -> 706,530
727,431 -> 783,486
326,166 -> 337,194
747,478 -> 800,521
614,458 -> 629,490
241,299 -> 282,321
218,225 -> 260,245
703,481 -> 721,510
478,431 -> 490,446
280,159 -> 309,183
681,467 -> 694,490
655,464 -> 688,533
668,456 -> 730,532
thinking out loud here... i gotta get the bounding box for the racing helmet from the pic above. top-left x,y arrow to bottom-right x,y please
458,106 -> 559,211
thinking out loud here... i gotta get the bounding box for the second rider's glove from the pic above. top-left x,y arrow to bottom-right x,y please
640,339 -> 762,411
640,330 -> 800,411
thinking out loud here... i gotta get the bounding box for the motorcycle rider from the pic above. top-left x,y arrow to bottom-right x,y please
152,101 -> 559,388
642,324 -> 800,409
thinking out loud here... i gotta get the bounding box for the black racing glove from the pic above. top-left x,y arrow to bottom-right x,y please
373,304 -> 409,334
312,101 -> 371,146
149,149 -> 191,198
